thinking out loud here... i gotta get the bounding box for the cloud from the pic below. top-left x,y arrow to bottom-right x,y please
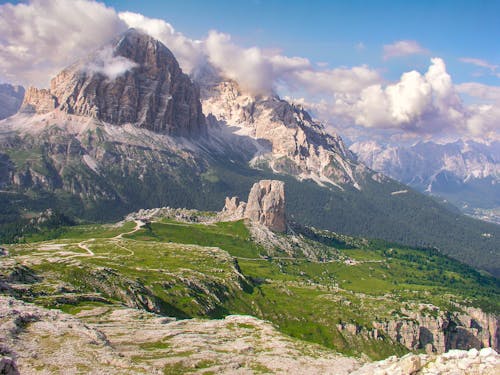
0,0 -> 127,87
456,82 -> 500,102
118,11 -> 205,74
459,57 -> 498,72
355,42 -> 365,51
305,58 -> 469,134
383,40 -> 428,60
85,46 -> 137,80
204,30 -> 311,95
459,57 -> 499,78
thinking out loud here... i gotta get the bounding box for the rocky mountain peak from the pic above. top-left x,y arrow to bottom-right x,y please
222,179 -> 286,232
21,28 -> 206,137
200,78 -> 364,189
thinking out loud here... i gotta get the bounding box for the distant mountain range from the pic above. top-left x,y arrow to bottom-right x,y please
0,83 -> 24,120
0,29 -> 499,276
350,139 -> 500,224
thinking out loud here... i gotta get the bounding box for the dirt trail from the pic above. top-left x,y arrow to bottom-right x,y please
113,220 -> 145,239
77,239 -> 95,256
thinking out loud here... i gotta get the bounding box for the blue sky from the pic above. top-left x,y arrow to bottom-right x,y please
101,0 -> 500,85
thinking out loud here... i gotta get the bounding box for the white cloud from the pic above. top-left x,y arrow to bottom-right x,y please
0,0 -> 127,87
383,40 -> 428,60
456,82 -> 500,102
204,30 -> 312,95
118,11 -> 205,74
459,57 -> 498,72
85,46 -> 137,80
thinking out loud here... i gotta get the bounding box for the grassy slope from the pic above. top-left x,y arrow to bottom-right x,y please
2,219 -> 498,360
2,138 -> 500,276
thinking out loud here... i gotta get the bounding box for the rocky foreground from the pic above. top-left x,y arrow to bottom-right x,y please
1,296 -> 498,375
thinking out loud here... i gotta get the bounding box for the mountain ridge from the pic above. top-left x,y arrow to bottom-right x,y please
1,28 -> 499,277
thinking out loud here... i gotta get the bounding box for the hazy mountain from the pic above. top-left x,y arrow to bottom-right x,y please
0,83 -> 24,120
1,29 -> 499,276
350,139 -> 500,223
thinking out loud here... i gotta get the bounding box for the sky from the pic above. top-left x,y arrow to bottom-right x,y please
0,0 -> 499,143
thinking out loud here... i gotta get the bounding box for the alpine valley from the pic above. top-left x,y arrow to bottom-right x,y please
0,29 -> 499,374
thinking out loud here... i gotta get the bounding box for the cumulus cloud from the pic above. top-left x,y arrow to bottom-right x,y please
85,46 -> 137,80
204,30 -> 311,95
118,11 -> 205,74
334,58 -> 463,132
0,0 -> 127,87
383,40 -> 428,60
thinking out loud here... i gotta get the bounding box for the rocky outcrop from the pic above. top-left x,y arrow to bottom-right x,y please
353,348 -> 499,375
0,356 -> 19,375
245,180 -> 286,232
22,29 -> 206,137
20,87 -> 56,114
0,84 -> 24,120
339,305 -> 499,354
221,180 -> 286,232
201,79 -> 365,188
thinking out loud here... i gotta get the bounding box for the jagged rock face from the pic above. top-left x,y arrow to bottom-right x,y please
201,79 -> 365,188
222,196 -> 247,220
20,87 -> 57,114
220,180 -> 286,232
339,305 -> 499,354
22,29 -> 206,137
245,180 -> 286,232
0,84 -> 24,120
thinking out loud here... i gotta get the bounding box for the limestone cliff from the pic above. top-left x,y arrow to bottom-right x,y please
338,304 -> 499,354
222,180 -> 286,232
201,79 -> 366,188
21,29 -> 206,137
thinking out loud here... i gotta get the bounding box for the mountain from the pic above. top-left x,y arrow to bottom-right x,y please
1,29 -> 499,277
350,139 -> 500,224
21,28 -> 206,137
0,83 -> 24,120
201,78 -> 363,189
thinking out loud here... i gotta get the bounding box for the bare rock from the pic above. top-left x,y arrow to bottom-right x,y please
20,87 -> 57,114
22,29 -> 206,138
221,197 -> 247,220
245,180 -> 286,232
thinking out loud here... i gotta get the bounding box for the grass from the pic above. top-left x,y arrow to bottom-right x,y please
2,217 -> 499,360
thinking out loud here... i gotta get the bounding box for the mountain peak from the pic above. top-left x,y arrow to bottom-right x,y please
21,29 -> 206,137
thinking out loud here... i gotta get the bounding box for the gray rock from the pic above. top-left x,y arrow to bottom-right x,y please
245,180 -> 286,232
220,180 -> 286,232
22,29 -> 206,138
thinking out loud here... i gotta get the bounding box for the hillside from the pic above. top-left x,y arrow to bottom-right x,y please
0,29 -> 499,278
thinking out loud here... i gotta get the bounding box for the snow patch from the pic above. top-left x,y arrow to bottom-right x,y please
391,189 -> 408,195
